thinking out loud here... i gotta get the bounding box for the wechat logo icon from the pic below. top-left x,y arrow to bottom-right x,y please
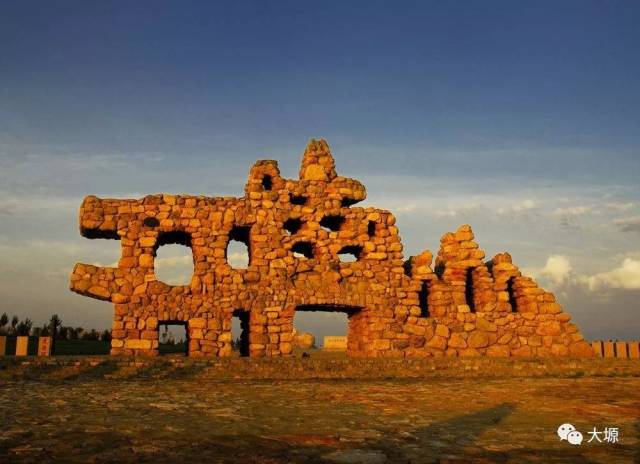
558,423 -> 583,445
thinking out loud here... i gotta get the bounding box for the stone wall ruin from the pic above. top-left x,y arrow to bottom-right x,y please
70,139 -> 594,358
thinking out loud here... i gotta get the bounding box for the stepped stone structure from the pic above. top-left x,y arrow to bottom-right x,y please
70,139 -> 594,358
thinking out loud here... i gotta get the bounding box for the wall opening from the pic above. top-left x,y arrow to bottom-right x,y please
154,231 -> 194,286
337,245 -> 362,263
294,305 -> 360,348
82,228 -> 120,240
507,277 -> 518,313
81,235 -> 121,270
320,215 -> 344,232
402,259 -> 413,277
157,230 -> 191,247
434,262 -> 445,279
292,241 -> 314,259
261,175 -> 273,191
465,267 -> 476,312
290,194 -> 307,205
284,218 -> 302,235
159,322 -> 188,355
143,217 -> 160,228
367,221 -> 376,237
419,281 -> 430,317
231,310 -> 250,357
227,225 -> 250,268
341,197 -> 359,207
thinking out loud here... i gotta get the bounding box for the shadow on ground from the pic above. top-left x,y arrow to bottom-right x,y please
5,402 -> 632,463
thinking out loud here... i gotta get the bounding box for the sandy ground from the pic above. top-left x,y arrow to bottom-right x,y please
1,358 -> 639,463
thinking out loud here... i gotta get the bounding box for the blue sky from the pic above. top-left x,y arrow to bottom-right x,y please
1,1 -> 639,341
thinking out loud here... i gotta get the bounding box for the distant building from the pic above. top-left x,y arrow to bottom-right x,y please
324,336 -> 347,351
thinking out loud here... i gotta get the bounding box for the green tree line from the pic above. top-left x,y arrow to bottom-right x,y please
0,313 -> 111,341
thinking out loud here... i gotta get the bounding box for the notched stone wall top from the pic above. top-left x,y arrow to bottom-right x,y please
70,139 -> 594,358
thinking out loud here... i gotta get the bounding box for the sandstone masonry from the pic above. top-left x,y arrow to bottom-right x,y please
70,139 -> 594,358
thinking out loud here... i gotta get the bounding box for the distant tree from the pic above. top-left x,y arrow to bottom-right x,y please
57,326 -> 69,341
82,329 -> 99,341
74,327 -> 84,340
49,314 -> 62,340
16,318 -> 33,336
101,329 -> 112,342
32,326 -> 42,337
10,315 -> 19,335
0,312 -> 8,334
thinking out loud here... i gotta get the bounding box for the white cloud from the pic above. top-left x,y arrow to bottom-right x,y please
514,199 -> 536,212
552,206 -> 592,217
161,274 -> 192,286
434,203 -> 483,218
586,258 -> 640,291
495,199 -> 537,215
154,255 -> 193,269
434,209 -> 459,218
392,204 -> 417,214
228,251 -> 249,268
606,202 -> 636,211
614,216 -> 640,233
527,255 -> 573,286
153,246 -> 194,285
526,254 -> 640,293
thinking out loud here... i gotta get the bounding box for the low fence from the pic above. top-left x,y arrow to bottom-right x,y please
2,335 -> 639,359
0,336 -> 52,357
591,340 -> 640,358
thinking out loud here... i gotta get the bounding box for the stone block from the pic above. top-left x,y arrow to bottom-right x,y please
426,335 -> 447,350
603,341 -> 615,358
124,339 -> 152,350
468,331 -> 489,348
371,339 -> 391,351
448,333 -> 467,349
615,342 -> 628,358
569,341 -> 596,357
591,341 -> 603,357
486,345 -> 510,357
476,317 -> 497,332
536,321 -> 561,336
189,318 -> 206,329
16,336 -> 28,356
296,333 -> 316,349
38,337 -> 52,356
